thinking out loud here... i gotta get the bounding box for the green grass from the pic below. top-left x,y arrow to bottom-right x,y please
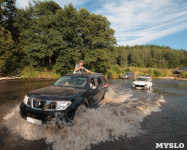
106,66 -> 175,79
20,67 -> 61,79
179,72 -> 187,79
18,66 -> 186,79
128,67 -> 174,78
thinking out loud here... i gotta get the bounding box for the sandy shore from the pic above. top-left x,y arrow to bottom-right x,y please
0,76 -> 20,81
153,76 -> 187,81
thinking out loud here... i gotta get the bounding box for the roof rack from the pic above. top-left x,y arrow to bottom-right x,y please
72,72 -> 103,76
93,73 -> 103,75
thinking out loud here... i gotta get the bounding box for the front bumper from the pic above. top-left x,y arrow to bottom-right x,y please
132,86 -> 149,90
20,103 -> 71,124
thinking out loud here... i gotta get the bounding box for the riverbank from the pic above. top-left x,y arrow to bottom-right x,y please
1,76 -> 187,82
153,77 -> 187,81
106,66 -> 187,79
20,67 -> 61,79
1,67 -> 186,81
0,76 -> 20,81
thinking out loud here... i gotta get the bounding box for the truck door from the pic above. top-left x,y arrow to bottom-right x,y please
86,77 -> 100,107
96,76 -> 105,104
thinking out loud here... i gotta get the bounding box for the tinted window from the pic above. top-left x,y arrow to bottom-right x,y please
90,77 -> 97,89
90,77 -> 96,85
136,77 -> 149,81
97,77 -> 103,86
103,76 -> 107,85
54,76 -> 88,88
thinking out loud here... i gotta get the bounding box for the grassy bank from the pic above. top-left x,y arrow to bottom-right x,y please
179,72 -> 187,79
2,66 -> 186,80
106,66 -> 178,79
20,67 -> 61,79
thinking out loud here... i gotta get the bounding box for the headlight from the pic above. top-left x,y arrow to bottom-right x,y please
145,84 -> 147,87
23,95 -> 28,104
132,83 -> 135,87
56,101 -> 72,110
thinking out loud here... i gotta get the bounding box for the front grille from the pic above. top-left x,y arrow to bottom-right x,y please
48,102 -> 57,110
135,85 -> 145,87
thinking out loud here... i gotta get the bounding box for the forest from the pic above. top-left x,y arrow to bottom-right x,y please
0,0 -> 187,77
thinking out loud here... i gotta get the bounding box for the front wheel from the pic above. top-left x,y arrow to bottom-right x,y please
73,104 -> 87,123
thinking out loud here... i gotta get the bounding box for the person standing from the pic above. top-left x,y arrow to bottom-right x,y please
73,60 -> 94,74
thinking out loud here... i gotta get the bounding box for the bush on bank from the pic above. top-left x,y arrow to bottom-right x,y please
179,72 -> 187,79
20,67 -> 60,79
106,66 -> 175,79
17,66 -> 186,79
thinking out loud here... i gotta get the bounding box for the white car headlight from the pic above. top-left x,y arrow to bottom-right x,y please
56,101 -> 72,110
132,83 -> 135,87
23,95 -> 28,104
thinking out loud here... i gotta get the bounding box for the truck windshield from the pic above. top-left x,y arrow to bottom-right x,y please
136,77 -> 149,81
54,76 -> 88,88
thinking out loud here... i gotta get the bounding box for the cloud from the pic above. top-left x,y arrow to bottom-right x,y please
95,0 -> 187,46
16,0 -> 31,8
16,0 -> 89,8
16,0 -> 187,46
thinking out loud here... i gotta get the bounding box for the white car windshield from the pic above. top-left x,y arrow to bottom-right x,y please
136,77 -> 149,81
54,76 -> 88,88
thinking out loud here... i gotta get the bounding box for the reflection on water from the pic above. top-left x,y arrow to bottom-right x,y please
0,79 -> 187,150
0,80 -> 54,105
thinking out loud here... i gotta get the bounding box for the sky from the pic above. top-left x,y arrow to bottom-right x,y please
16,0 -> 187,50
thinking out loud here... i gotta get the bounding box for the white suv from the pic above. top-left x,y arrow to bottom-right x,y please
132,76 -> 152,89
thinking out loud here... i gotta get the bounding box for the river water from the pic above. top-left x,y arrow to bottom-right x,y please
0,79 -> 186,150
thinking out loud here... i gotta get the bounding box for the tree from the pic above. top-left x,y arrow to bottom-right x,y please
1,0 -> 17,39
1,0 -> 186,76
0,27 -> 23,74
22,1 -> 66,69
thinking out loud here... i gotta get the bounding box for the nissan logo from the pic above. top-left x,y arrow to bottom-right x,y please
35,101 -> 41,107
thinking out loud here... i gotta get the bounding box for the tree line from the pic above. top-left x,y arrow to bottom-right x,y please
0,0 -> 186,76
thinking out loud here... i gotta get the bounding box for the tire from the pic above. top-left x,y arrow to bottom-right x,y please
72,104 -> 87,124
75,104 -> 87,117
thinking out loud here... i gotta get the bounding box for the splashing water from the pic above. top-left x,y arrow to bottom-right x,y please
3,88 -> 165,150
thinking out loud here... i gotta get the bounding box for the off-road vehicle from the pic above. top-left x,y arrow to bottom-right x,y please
132,75 -> 152,90
20,73 -> 109,125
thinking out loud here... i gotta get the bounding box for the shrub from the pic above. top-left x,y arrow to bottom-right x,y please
153,70 -> 162,77
179,72 -> 187,78
125,68 -> 130,72
147,69 -> 153,76
20,67 -> 60,79
106,70 -> 116,78
112,65 -> 122,75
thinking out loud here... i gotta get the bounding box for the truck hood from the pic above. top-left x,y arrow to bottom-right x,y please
27,86 -> 86,100
133,81 -> 149,85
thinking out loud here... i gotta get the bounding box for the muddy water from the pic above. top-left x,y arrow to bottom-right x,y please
0,79 -> 187,150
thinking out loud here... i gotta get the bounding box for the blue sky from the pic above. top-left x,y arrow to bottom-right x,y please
16,0 -> 187,50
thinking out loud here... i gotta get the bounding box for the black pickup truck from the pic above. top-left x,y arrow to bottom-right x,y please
20,73 -> 109,125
